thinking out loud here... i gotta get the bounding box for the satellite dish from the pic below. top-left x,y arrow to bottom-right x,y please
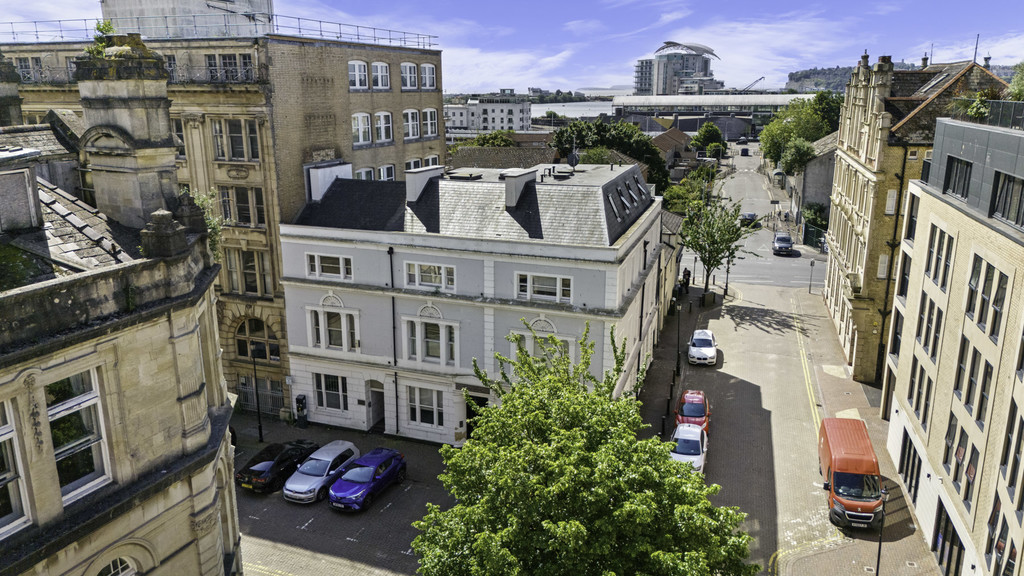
567,151 -> 579,167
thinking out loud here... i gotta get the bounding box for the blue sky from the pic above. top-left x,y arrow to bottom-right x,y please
6,0 -> 1023,93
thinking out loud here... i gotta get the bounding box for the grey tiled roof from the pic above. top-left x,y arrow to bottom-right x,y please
300,164 -> 657,247
449,146 -> 557,169
812,132 -> 839,156
661,209 -> 683,235
0,124 -> 75,158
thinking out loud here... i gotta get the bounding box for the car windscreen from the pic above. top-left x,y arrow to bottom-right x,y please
832,472 -> 881,501
681,402 -> 706,417
297,458 -> 330,476
776,235 -> 791,243
340,464 -> 374,483
672,437 -> 702,456
691,338 -> 714,348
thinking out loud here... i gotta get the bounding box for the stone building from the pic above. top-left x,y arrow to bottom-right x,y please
822,53 -> 1006,390
0,12 -> 445,420
279,164 -> 669,444
885,109 -> 1024,576
0,38 -> 239,576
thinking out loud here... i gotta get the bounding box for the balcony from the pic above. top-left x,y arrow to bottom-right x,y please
0,13 -> 436,49
951,98 -> 1024,131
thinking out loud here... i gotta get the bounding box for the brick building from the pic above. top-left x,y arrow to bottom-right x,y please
822,53 -> 1006,396
885,107 -> 1024,576
0,11 -> 445,419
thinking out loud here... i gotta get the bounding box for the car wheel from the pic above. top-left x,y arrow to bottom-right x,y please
362,494 -> 373,510
317,487 -> 328,502
397,467 -> 407,484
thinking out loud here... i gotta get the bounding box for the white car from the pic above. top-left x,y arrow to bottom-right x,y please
282,440 -> 360,503
670,423 -> 707,473
687,329 -> 718,365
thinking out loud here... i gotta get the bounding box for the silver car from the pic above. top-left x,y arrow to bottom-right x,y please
282,440 -> 360,503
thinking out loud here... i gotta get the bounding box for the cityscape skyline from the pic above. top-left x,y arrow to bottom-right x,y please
4,0 -> 1023,93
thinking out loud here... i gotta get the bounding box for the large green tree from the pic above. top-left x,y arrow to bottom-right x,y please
780,137 -> 817,175
808,91 -> 844,132
412,328 -> 758,576
759,98 -> 830,165
1007,61 -> 1024,101
690,121 -> 725,151
680,189 -> 757,293
552,120 -> 670,191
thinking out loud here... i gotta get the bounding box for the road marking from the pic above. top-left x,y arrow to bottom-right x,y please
298,517 -> 314,530
767,528 -> 848,576
792,298 -> 822,433
244,563 -> 298,576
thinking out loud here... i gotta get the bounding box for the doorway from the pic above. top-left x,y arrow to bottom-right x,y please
466,395 -> 488,440
368,380 -> 385,433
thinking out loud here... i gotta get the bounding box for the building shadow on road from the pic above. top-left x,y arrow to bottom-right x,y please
721,303 -> 803,336
837,476 -> 919,544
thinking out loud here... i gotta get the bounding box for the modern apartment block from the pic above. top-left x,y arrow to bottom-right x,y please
885,107 -> 1024,576
0,50 -> 239,574
279,164 -> 667,444
823,53 -> 1006,393
0,10 -> 445,419
633,42 -> 724,96
444,90 -> 532,134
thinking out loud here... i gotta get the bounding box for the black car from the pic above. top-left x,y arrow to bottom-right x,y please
236,439 -> 320,494
739,212 -> 757,227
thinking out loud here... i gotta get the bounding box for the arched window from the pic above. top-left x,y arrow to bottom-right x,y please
374,112 -> 393,142
97,558 -> 136,576
403,109 -> 420,139
352,113 -> 371,145
236,318 -> 280,362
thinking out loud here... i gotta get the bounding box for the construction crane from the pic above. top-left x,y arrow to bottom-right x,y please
741,77 -> 765,92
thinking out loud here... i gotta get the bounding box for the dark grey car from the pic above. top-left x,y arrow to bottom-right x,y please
772,232 -> 794,255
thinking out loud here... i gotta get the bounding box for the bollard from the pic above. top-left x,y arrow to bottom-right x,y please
661,415 -> 667,438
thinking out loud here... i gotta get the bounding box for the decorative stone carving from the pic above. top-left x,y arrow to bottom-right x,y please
182,112 -> 204,128
226,166 -> 250,180
140,209 -> 188,257
418,304 -> 441,319
24,376 -> 44,452
190,506 -> 219,537
530,318 -> 555,333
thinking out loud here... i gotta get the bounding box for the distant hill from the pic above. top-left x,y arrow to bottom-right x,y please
786,62 -> 1016,93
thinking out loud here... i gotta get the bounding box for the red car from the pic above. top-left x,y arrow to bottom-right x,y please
675,390 -> 711,433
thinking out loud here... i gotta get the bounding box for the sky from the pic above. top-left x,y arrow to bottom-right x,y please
4,0 -> 1023,93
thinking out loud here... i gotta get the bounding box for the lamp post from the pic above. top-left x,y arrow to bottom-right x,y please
250,341 -> 264,443
809,259 -> 816,294
875,485 -> 890,573
674,299 -> 683,377
724,256 -> 733,297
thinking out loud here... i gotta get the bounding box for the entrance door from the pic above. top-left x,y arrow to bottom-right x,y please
370,389 -> 385,428
466,396 -> 488,440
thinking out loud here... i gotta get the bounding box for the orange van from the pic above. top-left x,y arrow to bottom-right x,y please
818,418 -> 884,529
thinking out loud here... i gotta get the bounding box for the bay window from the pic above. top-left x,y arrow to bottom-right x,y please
45,370 -> 109,501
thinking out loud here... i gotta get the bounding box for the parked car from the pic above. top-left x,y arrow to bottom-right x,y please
772,231 -> 794,255
328,448 -> 407,511
236,439 -> 320,494
670,423 -> 707,474
687,329 -> 718,365
282,440 -> 360,504
739,212 -> 757,227
675,389 -> 711,432
737,137 -> 748,145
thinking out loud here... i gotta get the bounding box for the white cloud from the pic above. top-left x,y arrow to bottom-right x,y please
564,19 -> 606,36
441,47 -> 575,93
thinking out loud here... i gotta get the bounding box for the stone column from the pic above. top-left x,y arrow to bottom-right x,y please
74,34 -> 178,229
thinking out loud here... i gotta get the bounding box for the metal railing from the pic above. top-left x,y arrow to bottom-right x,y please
236,382 -> 285,416
0,13 -> 436,48
951,98 -> 1024,131
12,62 -> 268,85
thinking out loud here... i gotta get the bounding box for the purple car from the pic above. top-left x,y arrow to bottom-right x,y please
328,448 -> 407,511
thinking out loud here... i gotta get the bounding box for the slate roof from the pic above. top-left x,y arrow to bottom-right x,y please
652,127 -> 691,153
298,164 -> 657,247
449,146 -> 557,170
0,124 -> 75,158
812,131 -> 839,156
661,209 -> 683,235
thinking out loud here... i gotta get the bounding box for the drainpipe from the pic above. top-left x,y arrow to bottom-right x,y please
388,246 -> 400,434
875,145 -> 909,421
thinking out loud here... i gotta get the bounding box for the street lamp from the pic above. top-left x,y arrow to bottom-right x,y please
809,259 -> 816,294
875,485 -> 890,573
249,341 -> 265,443
674,299 -> 683,378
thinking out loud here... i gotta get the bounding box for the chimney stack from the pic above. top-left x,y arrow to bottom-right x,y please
983,56 -> 992,69
405,165 -> 445,203
0,146 -> 43,232
861,51 -> 870,68
921,53 -> 929,68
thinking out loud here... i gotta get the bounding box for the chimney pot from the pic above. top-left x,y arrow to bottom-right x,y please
921,54 -> 929,68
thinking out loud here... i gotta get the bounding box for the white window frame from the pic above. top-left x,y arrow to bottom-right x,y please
378,164 -> 395,181
306,253 -> 352,281
352,113 -> 371,145
405,158 -> 422,171
313,373 -> 349,411
400,62 -> 417,89
404,320 -> 459,366
406,262 -> 455,291
510,330 -> 576,362
354,168 -> 374,180
516,272 -> 572,303
371,62 -> 390,89
374,112 -> 393,143
407,385 -> 444,426
424,155 -> 439,166
421,64 -> 436,89
403,109 -> 420,139
44,369 -> 111,504
308,306 -> 360,351
225,249 -> 274,296
0,401 -> 29,539
211,118 -> 260,162
422,108 -> 438,137
348,60 -> 368,89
